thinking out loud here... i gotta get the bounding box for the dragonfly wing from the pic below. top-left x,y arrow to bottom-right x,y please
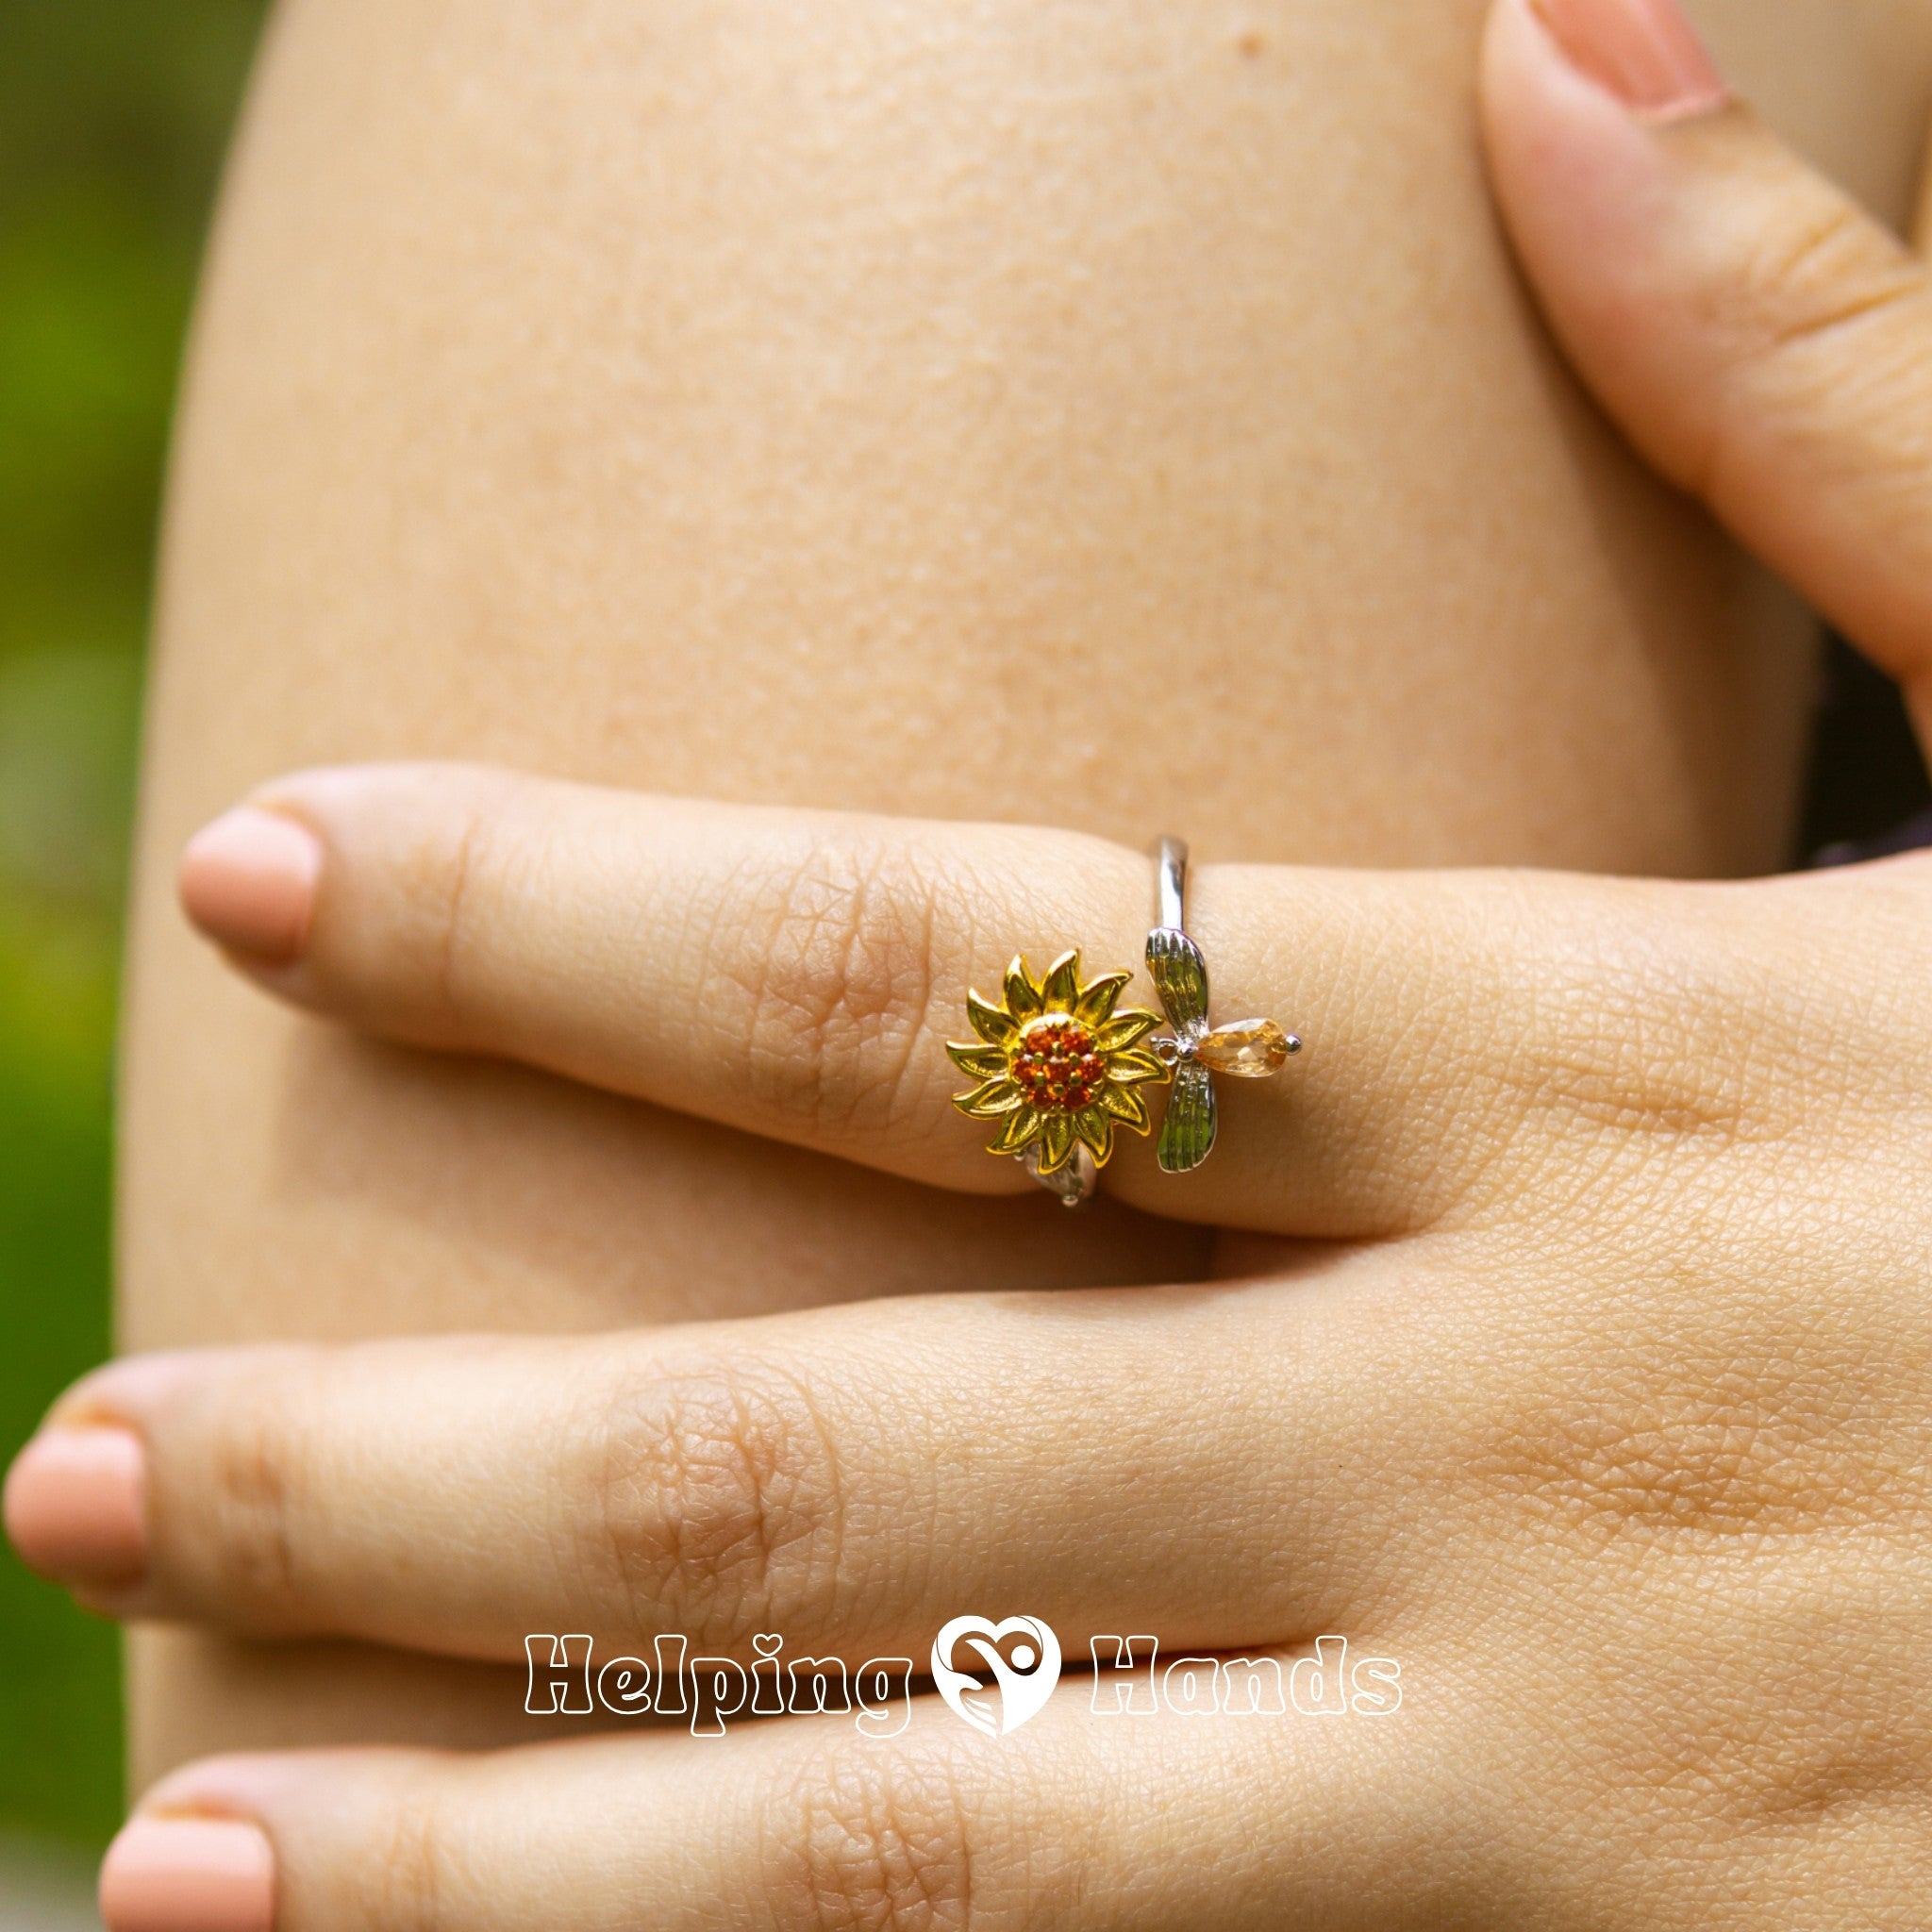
1145,927 -> 1209,1035
1158,1060 -> 1217,1173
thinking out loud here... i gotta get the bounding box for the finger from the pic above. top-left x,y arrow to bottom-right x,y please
8,1272 -> 1408,1665
103,1685 -> 1425,1932
182,762 -> 1176,1201
1481,0 -> 1932,738
175,761 -> 1881,1239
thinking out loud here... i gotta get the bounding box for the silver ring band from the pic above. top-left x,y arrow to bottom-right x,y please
1156,834 -> 1189,935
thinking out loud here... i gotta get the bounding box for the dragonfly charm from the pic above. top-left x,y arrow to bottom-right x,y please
1144,871 -> 1301,1173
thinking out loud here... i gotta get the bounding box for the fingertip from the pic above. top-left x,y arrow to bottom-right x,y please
99,1817 -> 275,1932
1478,0 -> 1749,481
1527,0 -> 1727,122
1480,0 -> 1675,203
179,806 -> 323,965
3,1424 -> 148,1591
1481,0 -> 1636,231
1483,0 -> 1932,685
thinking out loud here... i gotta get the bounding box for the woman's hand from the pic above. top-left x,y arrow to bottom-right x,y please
16,0 -> 1932,1924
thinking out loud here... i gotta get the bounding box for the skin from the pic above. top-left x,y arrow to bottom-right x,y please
120,0 -> 1932,1800
26,37 -> 1932,1899
10,1 -> 1932,1918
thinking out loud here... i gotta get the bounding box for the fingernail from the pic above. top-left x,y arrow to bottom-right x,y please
1532,0 -> 1729,120
3,1424 -> 147,1589
99,1818 -> 275,1932
179,807 -> 323,964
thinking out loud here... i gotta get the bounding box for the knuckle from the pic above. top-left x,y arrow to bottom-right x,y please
359,1779 -> 456,1932
1488,913 -> 1763,1158
708,833 -> 944,1135
1688,192 -> 1932,502
194,1378 -> 309,1622
1492,1402 -> 1798,1540
1490,881 -> 1931,1184
1471,1332 -> 1914,1546
412,768 -> 529,1025
1740,197 -> 1924,358
320,762 -> 531,1037
425,797 -> 492,1020
1508,1015 -> 1750,1147
764,1749 -> 978,1932
578,1354 -> 844,1645
1492,882 -> 1925,1169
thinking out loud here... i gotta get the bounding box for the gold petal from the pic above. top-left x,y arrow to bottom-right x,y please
957,1077 -> 1024,1119
1097,1085 -> 1150,1130
1074,1108 -> 1114,1161
1074,973 -> 1130,1025
1040,950 -> 1082,1012
947,1041 -> 1009,1080
1004,956 -> 1045,1020
1038,1113 -> 1075,1173
967,992 -> 1019,1046
991,1107 -> 1044,1154
1095,1009 -> 1158,1051
1107,1049 -> 1168,1084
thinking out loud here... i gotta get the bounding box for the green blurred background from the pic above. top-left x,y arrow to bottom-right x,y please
0,0 -> 267,1856
0,0 -> 1928,1878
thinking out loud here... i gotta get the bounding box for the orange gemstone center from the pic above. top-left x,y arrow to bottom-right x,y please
1010,1015 -> 1105,1113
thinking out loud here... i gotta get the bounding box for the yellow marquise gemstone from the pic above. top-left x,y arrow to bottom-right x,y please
1194,1018 -> 1296,1077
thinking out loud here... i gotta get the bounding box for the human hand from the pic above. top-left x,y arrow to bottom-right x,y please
16,0 -> 1932,1924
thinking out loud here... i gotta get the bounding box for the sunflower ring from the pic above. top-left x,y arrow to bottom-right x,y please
946,836 -> 1303,1208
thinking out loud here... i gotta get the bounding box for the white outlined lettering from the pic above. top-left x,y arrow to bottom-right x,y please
751,1633 -> 788,1715
1089,1635 -> 1160,1716
652,1634 -> 690,1716
1162,1657 -> 1223,1719
595,1655 -> 653,1716
854,1658 -> 914,1740
788,1656 -> 853,1715
1351,1655 -> 1403,1715
524,1634 -> 593,1715
1291,1635 -> 1351,1716
1221,1656 -> 1288,1716
690,1657 -> 750,1738
523,1626 -> 1403,1736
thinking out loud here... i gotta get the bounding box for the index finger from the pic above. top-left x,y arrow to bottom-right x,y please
1483,0 -> 1932,737
178,760 -> 1859,1236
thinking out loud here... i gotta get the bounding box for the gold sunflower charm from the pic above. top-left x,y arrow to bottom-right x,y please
947,950 -> 1170,1202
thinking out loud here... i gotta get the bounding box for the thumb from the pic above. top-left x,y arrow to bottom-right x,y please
1481,0 -> 1932,739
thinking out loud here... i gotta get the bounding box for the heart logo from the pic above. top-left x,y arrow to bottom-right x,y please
930,1615 -> 1062,1738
